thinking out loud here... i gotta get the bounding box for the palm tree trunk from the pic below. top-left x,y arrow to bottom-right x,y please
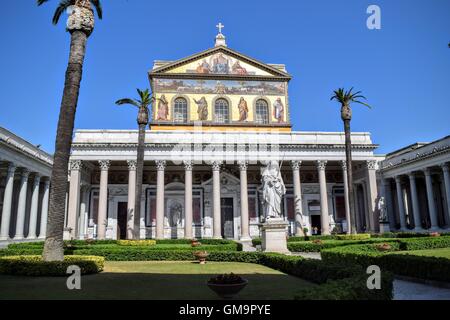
344,119 -> 357,234
133,123 -> 146,239
43,30 -> 88,261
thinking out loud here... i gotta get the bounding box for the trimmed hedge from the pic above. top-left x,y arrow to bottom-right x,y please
117,240 -> 156,246
0,255 -> 104,276
295,273 -> 393,300
321,238 -> 450,282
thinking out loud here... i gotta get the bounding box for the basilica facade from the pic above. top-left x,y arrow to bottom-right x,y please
63,31 -> 381,241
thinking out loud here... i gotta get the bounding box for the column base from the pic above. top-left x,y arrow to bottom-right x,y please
411,228 -> 424,233
239,236 -> 252,242
0,236 -> 10,241
14,235 -> 24,240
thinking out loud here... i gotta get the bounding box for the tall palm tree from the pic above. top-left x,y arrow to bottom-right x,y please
331,88 -> 371,234
38,0 -> 102,261
116,89 -> 153,239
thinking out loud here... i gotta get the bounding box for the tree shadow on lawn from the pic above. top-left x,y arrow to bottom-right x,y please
0,272 -> 315,300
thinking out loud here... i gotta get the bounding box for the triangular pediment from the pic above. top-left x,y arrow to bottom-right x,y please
150,46 -> 291,79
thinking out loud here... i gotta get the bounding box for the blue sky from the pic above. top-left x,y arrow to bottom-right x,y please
0,0 -> 449,154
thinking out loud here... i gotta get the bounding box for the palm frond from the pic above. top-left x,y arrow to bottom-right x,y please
115,98 -> 140,108
37,0 -> 50,5
52,0 -> 73,25
90,0 -> 103,19
353,100 -> 372,108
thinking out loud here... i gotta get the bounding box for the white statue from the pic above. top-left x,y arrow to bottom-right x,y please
261,161 -> 286,219
378,196 -> 388,222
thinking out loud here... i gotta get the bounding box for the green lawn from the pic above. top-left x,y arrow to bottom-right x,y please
397,247 -> 450,259
0,261 -> 315,300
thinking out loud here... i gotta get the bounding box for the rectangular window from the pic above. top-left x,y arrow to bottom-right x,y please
286,197 -> 295,220
193,198 -> 201,224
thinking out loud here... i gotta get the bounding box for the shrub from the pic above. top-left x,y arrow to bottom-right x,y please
335,234 -> 371,240
0,255 -> 104,276
117,240 -> 156,246
294,272 -> 393,300
321,238 -> 450,282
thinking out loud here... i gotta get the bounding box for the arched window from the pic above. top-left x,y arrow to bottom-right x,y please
214,98 -> 229,123
173,98 -> 188,123
255,99 -> 269,124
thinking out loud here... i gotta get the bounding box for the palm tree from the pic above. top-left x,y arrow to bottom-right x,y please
37,0 -> 102,261
116,89 -> 153,239
331,88 -> 371,234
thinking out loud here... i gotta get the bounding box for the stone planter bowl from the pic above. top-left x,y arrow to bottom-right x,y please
193,251 -> 209,264
207,280 -> 248,299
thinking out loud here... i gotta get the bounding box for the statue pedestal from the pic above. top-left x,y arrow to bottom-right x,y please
260,218 -> 289,254
379,221 -> 390,233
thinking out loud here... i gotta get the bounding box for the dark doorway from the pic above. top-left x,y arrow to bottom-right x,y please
117,202 -> 128,240
221,198 -> 234,238
310,215 -> 321,235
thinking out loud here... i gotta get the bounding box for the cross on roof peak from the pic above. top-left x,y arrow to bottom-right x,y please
216,22 -> 224,34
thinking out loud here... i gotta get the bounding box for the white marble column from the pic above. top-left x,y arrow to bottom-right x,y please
155,160 -> 166,239
317,160 -> 330,235
97,160 -> 110,239
441,163 -> 450,227
291,160 -> 304,236
184,161 -> 193,239
212,161 -> 222,239
38,178 -> 50,239
0,163 -> 16,240
67,160 -> 82,239
238,161 -> 250,241
341,161 -> 351,234
365,160 -> 378,232
126,160 -> 137,239
14,169 -> 30,239
27,174 -> 41,239
424,168 -> 439,230
408,173 -> 423,231
395,176 -> 407,230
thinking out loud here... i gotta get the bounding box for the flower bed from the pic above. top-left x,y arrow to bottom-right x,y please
0,255 -> 104,276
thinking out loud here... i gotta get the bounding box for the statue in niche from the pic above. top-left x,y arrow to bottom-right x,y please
168,201 -> 183,228
156,94 -> 169,120
238,97 -> 248,121
261,161 -> 286,219
194,96 -> 208,121
378,196 -> 388,222
273,98 -> 284,123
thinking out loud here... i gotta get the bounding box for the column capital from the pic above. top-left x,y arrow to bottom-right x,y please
155,160 -> 166,171
7,163 -> 16,174
366,160 -> 377,170
33,173 -> 41,184
237,160 -> 248,171
340,160 -> 347,171
70,160 -> 83,171
423,167 -> 432,176
211,161 -> 222,171
290,160 -> 301,170
408,172 -> 417,179
440,162 -> 449,172
316,160 -> 327,171
98,160 -> 110,171
43,177 -> 51,187
21,169 -> 30,179
127,160 -> 137,171
183,160 -> 193,171
395,175 -> 402,183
